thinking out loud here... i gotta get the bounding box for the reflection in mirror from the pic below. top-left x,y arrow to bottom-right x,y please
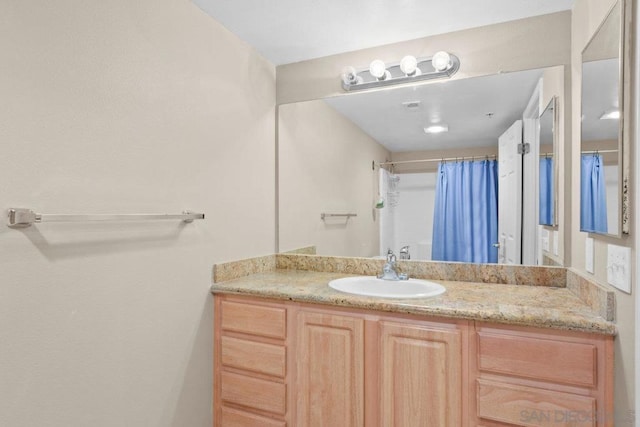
539,98 -> 556,226
279,69 -> 561,265
580,1 -> 622,236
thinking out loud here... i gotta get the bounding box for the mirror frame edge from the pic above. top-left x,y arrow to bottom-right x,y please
551,95 -> 560,228
620,0 -> 632,235
540,96 -> 560,228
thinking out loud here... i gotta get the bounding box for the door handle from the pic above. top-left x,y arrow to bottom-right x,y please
492,243 -> 500,248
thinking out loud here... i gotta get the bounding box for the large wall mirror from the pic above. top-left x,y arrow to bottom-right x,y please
580,0 -> 630,236
279,67 -> 564,266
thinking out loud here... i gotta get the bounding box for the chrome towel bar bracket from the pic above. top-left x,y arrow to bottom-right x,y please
7,208 -> 205,228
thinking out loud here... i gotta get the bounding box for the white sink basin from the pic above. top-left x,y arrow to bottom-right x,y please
328,276 -> 446,299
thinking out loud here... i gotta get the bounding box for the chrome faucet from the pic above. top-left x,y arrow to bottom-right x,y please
377,251 -> 408,281
399,245 -> 410,260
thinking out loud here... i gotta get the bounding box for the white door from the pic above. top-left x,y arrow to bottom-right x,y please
498,120 -> 523,264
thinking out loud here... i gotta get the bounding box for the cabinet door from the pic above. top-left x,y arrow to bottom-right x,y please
295,311 -> 365,427
379,321 -> 462,427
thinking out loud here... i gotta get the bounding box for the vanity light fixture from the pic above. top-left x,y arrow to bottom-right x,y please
424,124 -> 449,134
341,51 -> 460,92
599,110 -> 620,120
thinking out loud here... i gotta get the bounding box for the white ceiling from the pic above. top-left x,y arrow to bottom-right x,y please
582,58 -> 619,141
323,69 -> 543,152
191,0 -> 574,65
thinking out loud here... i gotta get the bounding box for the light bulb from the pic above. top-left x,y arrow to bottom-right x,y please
431,51 -> 451,71
369,60 -> 388,80
424,124 -> 449,134
341,66 -> 360,85
599,110 -> 620,120
400,55 -> 420,76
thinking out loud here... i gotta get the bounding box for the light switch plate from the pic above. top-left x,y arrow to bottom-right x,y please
607,244 -> 631,293
552,231 -> 559,256
585,237 -> 594,274
541,229 -> 550,252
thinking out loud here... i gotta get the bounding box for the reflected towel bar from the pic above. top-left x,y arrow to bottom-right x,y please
7,208 -> 205,228
320,213 -> 357,220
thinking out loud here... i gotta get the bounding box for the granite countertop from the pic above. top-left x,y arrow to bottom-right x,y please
211,269 -> 616,336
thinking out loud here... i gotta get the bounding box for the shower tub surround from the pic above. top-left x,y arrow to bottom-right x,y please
212,253 -> 615,334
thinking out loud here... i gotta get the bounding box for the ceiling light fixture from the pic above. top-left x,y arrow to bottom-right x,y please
599,110 -> 620,120
341,51 -> 460,92
424,124 -> 449,134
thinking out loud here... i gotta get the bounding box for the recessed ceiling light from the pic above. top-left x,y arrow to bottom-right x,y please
599,110 -> 620,120
424,124 -> 449,134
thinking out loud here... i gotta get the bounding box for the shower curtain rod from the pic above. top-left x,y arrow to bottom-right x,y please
580,149 -> 618,154
379,154 -> 497,167
539,149 -> 619,157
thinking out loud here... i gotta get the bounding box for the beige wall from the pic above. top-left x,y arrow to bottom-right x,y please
278,100 -> 389,256
0,1 -> 275,426
277,11 -> 571,104
571,0 -> 635,422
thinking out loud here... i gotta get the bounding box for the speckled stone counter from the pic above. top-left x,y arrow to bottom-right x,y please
211,269 -> 616,336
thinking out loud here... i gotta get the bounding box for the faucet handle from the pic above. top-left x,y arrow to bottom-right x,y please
386,252 -> 396,263
399,245 -> 410,260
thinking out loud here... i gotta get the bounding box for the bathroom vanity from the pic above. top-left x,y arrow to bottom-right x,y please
212,263 -> 615,427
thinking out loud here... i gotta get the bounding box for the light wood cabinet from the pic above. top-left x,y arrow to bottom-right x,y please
379,321 -> 463,427
295,311 -> 365,427
213,295 -> 613,427
472,324 -> 614,427
214,297 -> 289,426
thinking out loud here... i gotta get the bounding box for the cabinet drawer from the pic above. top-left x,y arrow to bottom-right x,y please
477,379 -> 596,427
221,371 -> 286,415
221,335 -> 286,378
478,331 -> 597,387
221,406 -> 285,427
220,300 -> 286,339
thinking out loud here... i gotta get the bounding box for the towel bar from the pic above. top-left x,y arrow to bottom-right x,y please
320,213 -> 357,220
7,208 -> 205,228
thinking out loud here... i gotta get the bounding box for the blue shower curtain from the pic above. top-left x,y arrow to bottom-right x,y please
580,154 -> 608,233
539,157 -> 554,225
432,160 -> 498,263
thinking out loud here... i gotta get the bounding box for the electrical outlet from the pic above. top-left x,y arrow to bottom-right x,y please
552,231 -> 559,256
607,244 -> 631,293
585,237 -> 594,274
541,229 -> 550,252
